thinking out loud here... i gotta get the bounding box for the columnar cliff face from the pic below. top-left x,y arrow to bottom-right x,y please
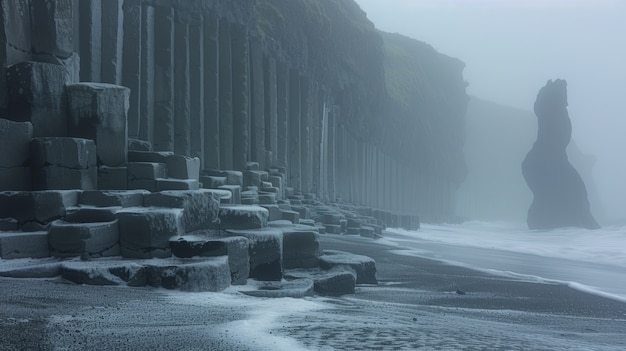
0,0 -> 467,220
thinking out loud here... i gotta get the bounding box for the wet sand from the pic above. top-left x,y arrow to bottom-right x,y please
1,233 -> 625,350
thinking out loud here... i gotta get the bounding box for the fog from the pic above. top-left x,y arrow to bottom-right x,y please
355,0 -> 626,224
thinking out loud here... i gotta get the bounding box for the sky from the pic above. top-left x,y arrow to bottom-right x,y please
354,0 -> 626,223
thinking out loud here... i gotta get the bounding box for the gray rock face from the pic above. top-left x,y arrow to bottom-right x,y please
30,0 -> 74,58
67,83 -> 130,167
225,228 -> 283,281
241,279 -> 314,298
144,190 -> 220,232
285,266 -> 357,296
79,190 -> 148,207
0,119 -> 33,191
522,80 -> 600,230
116,207 -> 184,258
145,257 -> 231,292
281,229 -> 320,269
31,137 -> 97,190
60,260 -> 147,287
169,234 -> 250,285
7,61 -> 72,137
48,219 -> 120,258
320,250 -> 377,285
8,190 -> 80,228
0,231 -> 49,259
219,205 -> 269,230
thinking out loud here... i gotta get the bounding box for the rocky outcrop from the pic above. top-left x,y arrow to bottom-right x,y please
522,79 -> 600,230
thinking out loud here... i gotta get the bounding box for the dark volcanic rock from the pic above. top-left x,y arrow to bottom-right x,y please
522,79 -> 600,230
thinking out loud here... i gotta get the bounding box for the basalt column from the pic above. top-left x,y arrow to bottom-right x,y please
78,0 -> 101,82
121,0 -> 141,138
203,13 -> 219,169
300,77 -> 312,193
288,70 -> 301,191
249,39 -> 265,170
101,0 -> 123,85
231,23 -> 249,171
218,19 -> 233,170
263,56 -> 278,168
152,5 -> 175,151
311,88 -> 322,196
173,11 -> 190,156
189,13 -> 204,163
276,62 -> 289,169
138,3 -> 154,143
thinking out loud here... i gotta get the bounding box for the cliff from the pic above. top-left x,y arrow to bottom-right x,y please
0,0 -> 468,220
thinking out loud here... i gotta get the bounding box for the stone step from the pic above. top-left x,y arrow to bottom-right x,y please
60,260 -> 147,287
127,162 -> 167,180
280,209 -> 299,224
144,190 -> 219,232
224,228 -> 282,281
115,207 -> 184,258
145,257 -> 231,292
79,190 -> 148,207
241,278 -> 314,298
319,250 -> 377,285
169,233 -> 249,285
0,231 -> 49,259
279,228 -> 320,269
218,205 -> 269,230
48,218 -> 120,258
202,170 -> 243,187
285,266 -> 356,296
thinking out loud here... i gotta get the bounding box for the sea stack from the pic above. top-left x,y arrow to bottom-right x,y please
521,79 -> 600,230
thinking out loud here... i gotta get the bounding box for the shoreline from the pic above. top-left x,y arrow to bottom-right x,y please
1,232 -> 625,350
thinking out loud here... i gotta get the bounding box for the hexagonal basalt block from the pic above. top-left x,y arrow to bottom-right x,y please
144,257 -> 231,292
219,205 -> 268,230
144,190 -> 219,232
116,207 -> 184,258
225,228 -> 282,281
0,231 -> 49,259
60,260 -> 148,287
281,229 -> 320,269
319,250 -> 377,285
169,234 -> 249,285
48,219 -> 120,258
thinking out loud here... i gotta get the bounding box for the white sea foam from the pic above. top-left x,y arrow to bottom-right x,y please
385,222 -> 626,301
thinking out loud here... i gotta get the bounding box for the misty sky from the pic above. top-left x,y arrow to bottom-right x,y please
354,0 -> 626,223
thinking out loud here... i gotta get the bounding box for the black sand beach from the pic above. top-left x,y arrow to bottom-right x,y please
1,233 -> 625,350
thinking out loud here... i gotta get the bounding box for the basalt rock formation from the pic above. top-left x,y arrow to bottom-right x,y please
522,79 -> 600,230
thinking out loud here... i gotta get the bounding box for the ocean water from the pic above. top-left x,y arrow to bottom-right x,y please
386,221 -> 626,301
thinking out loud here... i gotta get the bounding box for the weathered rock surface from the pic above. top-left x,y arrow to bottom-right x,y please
31,137 -> 97,190
66,83 -> 130,167
144,257 -> 231,292
60,260 -> 147,287
219,205 -> 268,230
48,219 -> 120,258
225,228 -> 283,281
281,229 -> 320,269
522,80 -> 600,230
8,190 -> 80,228
0,231 -> 49,259
241,278 -> 314,298
144,190 -> 220,232
285,266 -> 357,296
79,190 -> 148,208
116,207 -> 184,258
320,249 -> 377,284
169,233 -> 250,285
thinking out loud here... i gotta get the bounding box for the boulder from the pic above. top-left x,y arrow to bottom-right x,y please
203,170 -> 243,187
281,229 -> 320,269
0,231 -> 49,259
241,279 -> 314,298
319,250 -> 377,284
144,190 -> 219,232
0,119 -> 32,169
31,137 -> 98,190
116,207 -> 184,258
7,61 -> 71,137
60,260 -> 148,287
127,162 -> 167,180
219,205 -> 268,230
522,80 -> 600,230
165,155 -> 200,181
285,266 -> 356,296
97,166 -> 127,190
8,190 -> 80,226
66,83 -> 130,167
169,234 -> 249,285
156,178 -> 200,191
145,257 -> 231,292
79,190 -> 148,208
218,185 -> 241,205
225,228 -> 283,281
48,219 -> 120,258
